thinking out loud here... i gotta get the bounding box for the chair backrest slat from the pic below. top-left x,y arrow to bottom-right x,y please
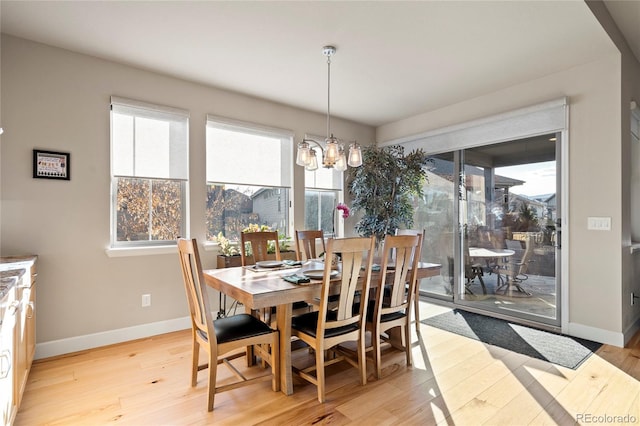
376,234 -> 422,318
295,230 -> 326,261
317,237 -> 375,332
178,238 -> 216,345
240,231 -> 281,266
388,244 -> 413,306
395,228 -> 425,262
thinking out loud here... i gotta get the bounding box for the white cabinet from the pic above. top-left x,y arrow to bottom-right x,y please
15,269 -> 36,408
0,256 -> 37,425
1,282 -> 17,426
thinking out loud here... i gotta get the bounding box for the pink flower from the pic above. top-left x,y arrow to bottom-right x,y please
336,203 -> 350,219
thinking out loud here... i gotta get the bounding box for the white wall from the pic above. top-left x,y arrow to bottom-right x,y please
378,55 -> 630,345
589,0 -> 640,337
0,35 -> 375,357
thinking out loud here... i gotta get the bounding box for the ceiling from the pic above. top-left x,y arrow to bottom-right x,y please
1,1 -> 638,128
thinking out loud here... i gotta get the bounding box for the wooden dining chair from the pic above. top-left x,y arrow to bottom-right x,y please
241,230 -> 310,321
291,236 -> 375,403
394,228 -> 425,329
294,229 -> 326,261
496,238 -> 534,295
241,230 -> 283,322
240,231 -> 281,266
367,234 -> 421,379
177,238 -> 279,411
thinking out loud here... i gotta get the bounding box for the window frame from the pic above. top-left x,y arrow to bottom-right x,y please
303,133 -> 345,237
205,115 -> 294,243
304,188 -> 342,238
109,97 -> 190,248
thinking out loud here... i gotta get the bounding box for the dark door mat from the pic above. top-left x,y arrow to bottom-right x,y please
421,309 -> 602,369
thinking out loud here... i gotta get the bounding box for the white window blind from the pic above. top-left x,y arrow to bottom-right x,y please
206,115 -> 293,187
388,98 -> 568,155
111,96 -> 189,180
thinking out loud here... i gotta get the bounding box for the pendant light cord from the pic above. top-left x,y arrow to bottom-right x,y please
326,53 -> 331,139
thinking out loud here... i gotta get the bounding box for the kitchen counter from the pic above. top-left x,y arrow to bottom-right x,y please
0,255 -> 38,270
0,272 -> 21,299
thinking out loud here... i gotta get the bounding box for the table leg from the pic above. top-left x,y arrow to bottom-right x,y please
386,327 -> 404,351
276,302 -> 293,395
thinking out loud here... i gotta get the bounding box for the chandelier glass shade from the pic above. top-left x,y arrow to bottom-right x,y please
296,46 -> 363,172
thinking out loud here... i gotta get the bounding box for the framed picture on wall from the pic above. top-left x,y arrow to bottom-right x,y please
33,149 -> 70,180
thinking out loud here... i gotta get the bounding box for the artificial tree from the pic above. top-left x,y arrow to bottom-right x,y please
347,144 -> 431,247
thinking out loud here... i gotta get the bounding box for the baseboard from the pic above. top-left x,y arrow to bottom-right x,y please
567,321 -> 624,347
34,315 -> 195,360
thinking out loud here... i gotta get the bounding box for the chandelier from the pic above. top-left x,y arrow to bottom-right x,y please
296,46 -> 363,171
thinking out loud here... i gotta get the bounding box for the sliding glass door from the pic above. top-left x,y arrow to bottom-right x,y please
411,134 -> 560,326
458,135 -> 560,325
396,99 -> 566,328
413,152 -> 456,300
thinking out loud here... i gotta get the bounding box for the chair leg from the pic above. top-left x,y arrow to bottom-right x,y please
413,290 -> 421,331
358,330 -> 368,386
315,345 -> 326,403
372,328 -> 382,380
207,350 -> 217,412
477,274 -> 487,294
404,324 -> 412,367
191,339 -> 199,387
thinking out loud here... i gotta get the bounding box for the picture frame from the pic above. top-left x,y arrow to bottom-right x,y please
33,149 -> 71,180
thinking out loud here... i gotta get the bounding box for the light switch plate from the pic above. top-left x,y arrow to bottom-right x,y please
587,216 -> 611,231
141,293 -> 151,307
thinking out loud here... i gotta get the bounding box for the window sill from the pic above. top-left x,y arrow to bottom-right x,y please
105,245 -> 177,258
203,242 -> 219,252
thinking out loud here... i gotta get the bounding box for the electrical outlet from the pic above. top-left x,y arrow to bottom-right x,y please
142,294 -> 151,307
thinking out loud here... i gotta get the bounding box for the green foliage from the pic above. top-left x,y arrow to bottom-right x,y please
517,202 -> 540,231
501,201 -> 540,232
215,232 -> 239,256
242,223 -> 272,233
347,145 -> 431,246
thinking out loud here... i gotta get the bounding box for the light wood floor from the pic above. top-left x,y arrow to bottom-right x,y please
15,303 -> 640,425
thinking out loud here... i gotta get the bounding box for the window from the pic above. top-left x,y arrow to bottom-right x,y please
110,97 -> 189,247
206,116 -> 293,243
305,189 -> 338,235
304,135 -> 343,237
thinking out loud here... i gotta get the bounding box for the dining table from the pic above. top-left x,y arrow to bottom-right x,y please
468,247 -> 515,259
203,260 -> 441,395
468,247 -> 516,293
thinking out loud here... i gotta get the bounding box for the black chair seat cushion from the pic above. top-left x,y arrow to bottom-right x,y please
212,313 -> 274,344
353,302 -> 407,323
292,310 -> 358,338
292,301 -> 311,310
378,310 -> 406,323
